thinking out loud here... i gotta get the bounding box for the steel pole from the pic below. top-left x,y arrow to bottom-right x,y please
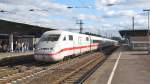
148,11 -> 150,53
143,9 -> 150,54
132,16 -> 135,30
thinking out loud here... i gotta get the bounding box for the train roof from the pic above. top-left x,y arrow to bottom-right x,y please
43,30 -> 118,42
44,30 -> 90,36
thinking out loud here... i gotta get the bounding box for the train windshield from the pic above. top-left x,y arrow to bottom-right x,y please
40,34 -> 60,41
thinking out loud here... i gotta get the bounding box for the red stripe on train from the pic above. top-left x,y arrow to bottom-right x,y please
48,43 -> 99,56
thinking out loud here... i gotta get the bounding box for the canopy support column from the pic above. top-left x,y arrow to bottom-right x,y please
9,33 -> 13,52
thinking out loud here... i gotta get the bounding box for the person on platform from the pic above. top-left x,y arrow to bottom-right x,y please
17,42 -> 21,52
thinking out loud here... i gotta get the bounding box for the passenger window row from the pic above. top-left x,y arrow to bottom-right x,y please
63,35 -> 91,42
63,35 -> 73,41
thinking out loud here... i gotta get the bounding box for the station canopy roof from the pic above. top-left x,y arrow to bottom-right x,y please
119,29 -> 149,38
0,19 -> 55,37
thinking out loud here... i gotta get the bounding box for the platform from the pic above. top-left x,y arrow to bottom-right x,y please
0,51 -> 34,60
84,47 -> 150,84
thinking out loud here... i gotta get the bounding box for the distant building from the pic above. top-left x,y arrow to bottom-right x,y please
119,30 -> 150,50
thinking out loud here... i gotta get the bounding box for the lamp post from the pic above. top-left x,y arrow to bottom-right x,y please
132,16 -> 135,30
0,10 -> 8,12
29,9 -> 48,12
143,9 -> 150,54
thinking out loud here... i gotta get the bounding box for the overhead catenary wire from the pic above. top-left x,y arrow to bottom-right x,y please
76,0 -> 102,35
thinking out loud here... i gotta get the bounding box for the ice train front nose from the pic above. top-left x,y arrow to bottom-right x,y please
34,45 -> 64,62
34,44 -> 56,62
34,33 -> 61,62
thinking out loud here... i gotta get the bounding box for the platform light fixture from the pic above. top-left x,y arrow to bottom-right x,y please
29,9 -> 48,12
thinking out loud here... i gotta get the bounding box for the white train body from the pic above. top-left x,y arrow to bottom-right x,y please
34,30 -> 117,62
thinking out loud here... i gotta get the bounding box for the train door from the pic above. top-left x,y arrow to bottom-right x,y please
68,35 -> 74,55
78,37 -> 82,54
73,35 -> 76,55
90,36 -> 92,52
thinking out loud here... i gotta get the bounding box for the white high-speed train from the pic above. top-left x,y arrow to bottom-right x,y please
34,30 -> 118,62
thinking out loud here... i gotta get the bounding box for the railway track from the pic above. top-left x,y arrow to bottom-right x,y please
0,61 -> 48,79
61,46 -> 119,84
59,54 -> 105,84
0,46 -> 118,84
24,52 -> 104,84
0,55 -> 51,84
0,52 -> 99,84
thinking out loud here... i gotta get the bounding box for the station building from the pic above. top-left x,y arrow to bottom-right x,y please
0,19 -> 54,52
119,29 -> 150,50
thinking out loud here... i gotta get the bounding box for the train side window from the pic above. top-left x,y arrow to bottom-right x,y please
69,35 -> 73,41
93,40 -> 100,43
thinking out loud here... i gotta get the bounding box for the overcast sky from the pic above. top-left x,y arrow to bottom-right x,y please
0,0 -> 150,37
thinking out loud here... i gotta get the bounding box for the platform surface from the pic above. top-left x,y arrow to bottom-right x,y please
0,51 -> 34,60
84,47 -> 150,84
